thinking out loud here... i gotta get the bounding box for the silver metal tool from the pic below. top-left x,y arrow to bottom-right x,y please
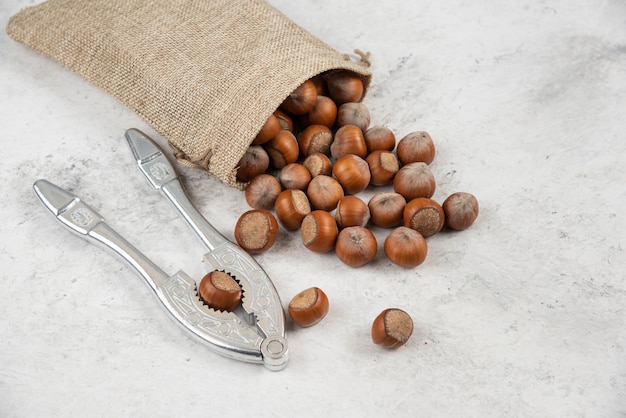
33,130 -> 288,371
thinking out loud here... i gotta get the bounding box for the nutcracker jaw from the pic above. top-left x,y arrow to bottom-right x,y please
31,129 -> 288,371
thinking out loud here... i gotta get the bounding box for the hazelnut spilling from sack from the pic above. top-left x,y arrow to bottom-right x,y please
7,0 -> 372,188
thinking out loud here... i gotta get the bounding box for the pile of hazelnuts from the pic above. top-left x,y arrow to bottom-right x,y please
232,69 -> 479,270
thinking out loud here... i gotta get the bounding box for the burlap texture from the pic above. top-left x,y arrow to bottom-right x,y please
7,0 -> 372,188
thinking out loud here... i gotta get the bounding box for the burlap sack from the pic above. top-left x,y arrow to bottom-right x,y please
7,0 -> 372,188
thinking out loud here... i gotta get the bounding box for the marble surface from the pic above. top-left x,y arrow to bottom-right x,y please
1,0 -> 625,416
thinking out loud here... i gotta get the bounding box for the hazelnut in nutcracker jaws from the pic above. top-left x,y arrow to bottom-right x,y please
288,287 -> 330,327
198,271 -> 242,312
371,308 -> 414,348
234,209 -> 279,254
442,192 -> 479,230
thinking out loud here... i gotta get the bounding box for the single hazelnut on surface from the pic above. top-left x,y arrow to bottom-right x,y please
234,209 -> 279,254
274,189 -> 311,231
326,70 -> 364,105
198,271 -> 242,312
442,192 -> 479,230
384,226 -> 428,268
281,79 -> 318,115
244,174 -> 282,210
335,226 -> 378,267
288,287 -> 330,327
306,175 -> 344,211
396,131 -> 436,165
332,154 -> 371,195
335,195 -> 370,229
300,210 -> 338,253
300,95 -> 337,128
265,130 -> 299,169
368,192 -> 406,228
236,145 -> 270,182
303,152 -> 333,177
274,109 -> 294,132
297,124 -> 333,157
278,163 -> 312,191
366,150 -> 399,186
364,126 -> 396,153
371,308 -> 413,348
330,125 -> 367,159
336,102 -> 370,132
252,113 -> 281,145
403,197 -> 445,238
393,162 -> 436,201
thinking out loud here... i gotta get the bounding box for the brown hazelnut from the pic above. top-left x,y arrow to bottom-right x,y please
393,162 -> 436,201
281,79 -> 318,115
198,271 -> 242,312
368,192 -> 406,228
403,197 -> 445,238
336,102 -> 370,132
244,174 -> 282,209
364,126 -> 396,153
300,210 -> 338,253
234,209 -> 279,254
326,70 -> 364,105
278,163 -> 312,191
288,287 -> 330,327
384,226 -> 428,267
366,150 -> 399,186
274,189 -> 311,231
265,130 -> 299,169
252,113 -> 281,145
396,131 -> 436,165
273,109 -> 294,132
442,192 -> 479,230
303,152 -> 333,177
297,125 -> 333,157
310,74 -> 328,96
306,175 -> 344,211
335,226 -> 378,267
371,308 -> 413,348
335,195 -> 370,229
330,125 -> 367,159
300,96 -> 337,128
236,145 -> 270,182
332,154 -> 371,195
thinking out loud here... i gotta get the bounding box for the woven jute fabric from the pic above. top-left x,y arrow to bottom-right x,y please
7,0 -> 371,188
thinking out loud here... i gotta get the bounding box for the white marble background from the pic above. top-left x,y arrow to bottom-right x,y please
1,0 -> 625,416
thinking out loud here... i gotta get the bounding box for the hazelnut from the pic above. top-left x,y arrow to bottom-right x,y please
297,125 -> 333,157
332,154 -> 371,195
310,74 -> 328,96
244,174 -> 282,209
288,287 -> 330,327
368,192 -> 406,228
330,125 -> 367,159
335,226 -> 378,267
236,145 -> 270,182
403,197 -> 445,238
265,130 -> 299,169
335,195 -> 370,229
336,102 -> 370,132
364,126 -> 396,153
234,209 -> 279,254
274,189 -> 311,231
300,96 -> 337,128
366,150 -> 399,186
442,192 -> 479,230
252,113 -> 281,145
198,271 -> 242,312
278,163 -> 312,191
326,70 -> 364,105
274,109 -> 294,132
396,131 -> 436,165
281,79 -> 318,115
303,152 -> 333,177
306,175 -> 344,211
384,226 -> 428,267
300,210 -> 338,253
393,162 -> 436,201
371,308 -> 413,348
